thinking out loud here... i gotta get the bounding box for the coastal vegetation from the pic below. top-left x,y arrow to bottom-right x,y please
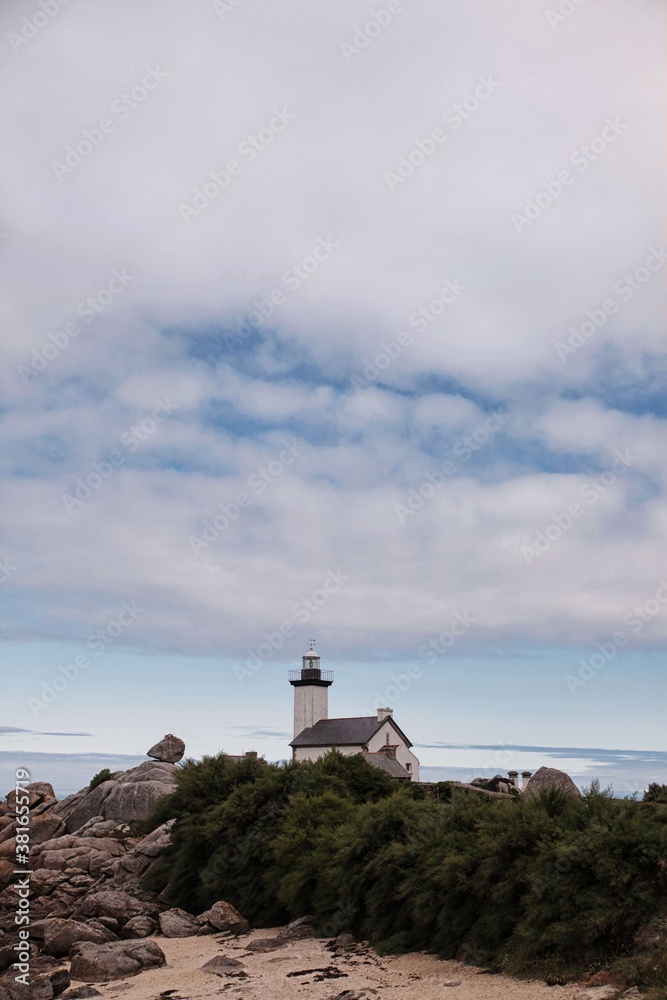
144,752 -> 667,991
88,767 -> 111,792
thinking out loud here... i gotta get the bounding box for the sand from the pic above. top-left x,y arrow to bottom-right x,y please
71,927 -> 584,1000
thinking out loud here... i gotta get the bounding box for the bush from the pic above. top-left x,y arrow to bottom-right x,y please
88,768 -> 111,792
143,752 -> 667,989
644,783 -> 667,804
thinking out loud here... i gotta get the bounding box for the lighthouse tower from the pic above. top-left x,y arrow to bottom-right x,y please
289,642 -> 334,738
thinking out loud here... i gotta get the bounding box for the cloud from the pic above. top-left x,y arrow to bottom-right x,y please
0,727 -> 93,737
229,727 -> 292,740
0,0 -> 664,672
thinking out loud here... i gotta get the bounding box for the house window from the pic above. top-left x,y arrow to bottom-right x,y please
406,763 -> 412,772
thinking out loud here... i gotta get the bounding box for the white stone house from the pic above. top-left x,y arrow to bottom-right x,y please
289,648 -> 420,782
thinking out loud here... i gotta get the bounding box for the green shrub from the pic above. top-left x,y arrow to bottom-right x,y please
644,783 -> 667,803
143,752 -> 667,990
88,768 -> 111,792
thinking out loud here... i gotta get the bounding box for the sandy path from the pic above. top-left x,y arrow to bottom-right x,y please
73,927 -> 583,1000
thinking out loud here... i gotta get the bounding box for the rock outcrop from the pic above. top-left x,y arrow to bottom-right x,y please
122,915 -> 157,939
146,734 -> 185,764
244,916 -> 314,953
158,907 -> 200,938
42,919 -> 116,957
0,767 -> 254,993
524,767 -> 582,799
470,774 -> 518,795
431,781 -> 514,799
196,900 -> 250,936
0,950 -> 69,999
280,915 -> 315,941
5,783 -> 57,815
69,939 -> 166,982
72,888 -> 160,926
201,955 -> 246,976
56,762 -> 177,833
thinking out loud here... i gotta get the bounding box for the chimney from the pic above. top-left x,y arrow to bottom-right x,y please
377,707 -> 393,722
245,751 -> 257,759
521,771 -> 532,791
378,745 -> 398,760
508,770 -> 519,789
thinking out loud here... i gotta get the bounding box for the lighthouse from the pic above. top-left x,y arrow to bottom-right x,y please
289,642 -> 334,738
287,643 -> 420,779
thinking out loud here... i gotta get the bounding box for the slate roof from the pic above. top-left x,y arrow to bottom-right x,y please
290,716 -> 381,748
290,715 -> 413,749
361,753 -> 412,780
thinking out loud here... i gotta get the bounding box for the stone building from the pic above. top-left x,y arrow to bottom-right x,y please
288,646 -> 420,781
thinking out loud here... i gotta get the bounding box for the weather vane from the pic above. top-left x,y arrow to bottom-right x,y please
308,638 -> 316,651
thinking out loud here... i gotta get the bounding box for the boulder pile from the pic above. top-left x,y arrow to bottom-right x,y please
470,774 -> 518,795
425,767 -> 582,800
0,753 -> 249,997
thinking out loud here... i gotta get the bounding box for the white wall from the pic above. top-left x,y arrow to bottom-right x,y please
293,744 -> 363,763
293,719 -> 420,780
293,683 -> 329,737
367,721 -> 420,781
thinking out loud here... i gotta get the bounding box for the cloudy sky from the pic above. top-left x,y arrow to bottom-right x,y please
1,0 -> 665,797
